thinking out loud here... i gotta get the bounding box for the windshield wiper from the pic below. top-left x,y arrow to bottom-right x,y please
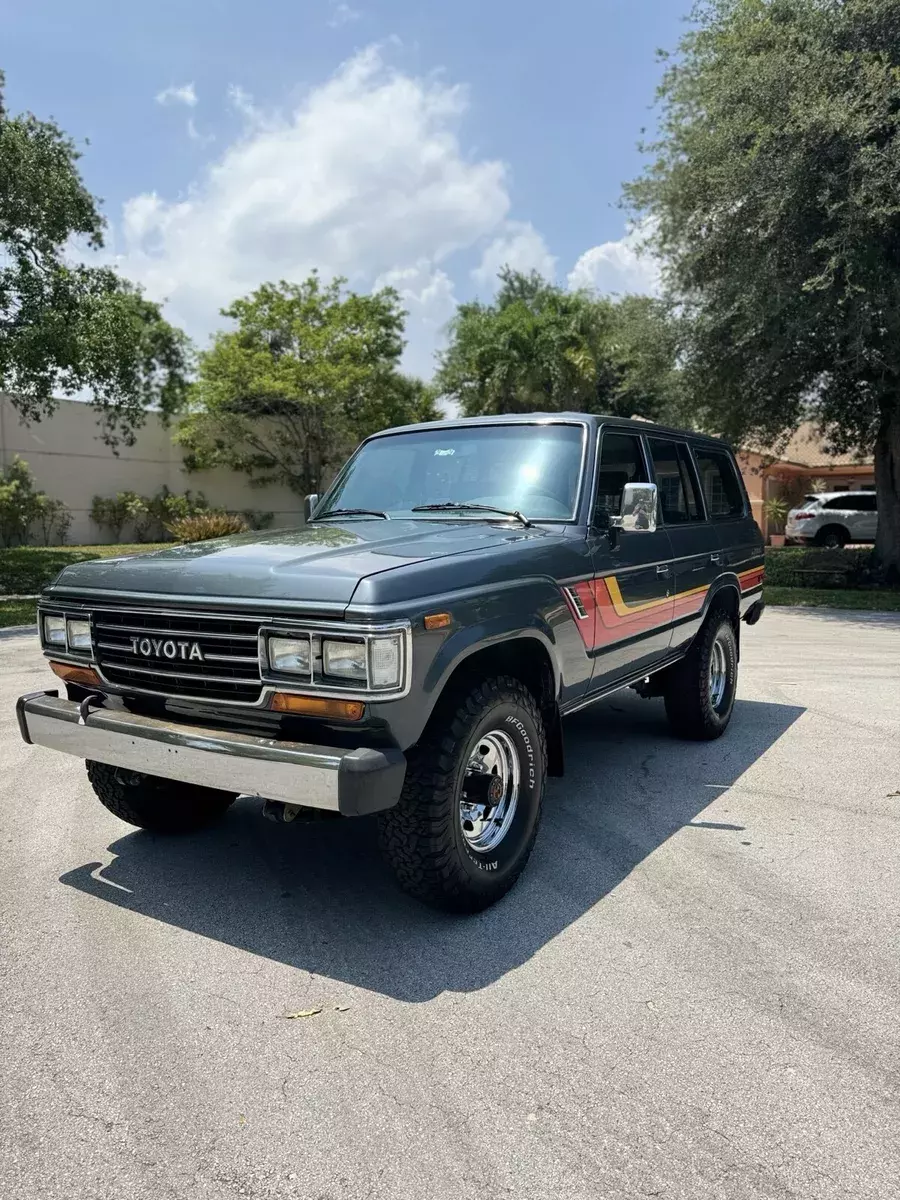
411,502 -> 532,528
313,508 -> 390,521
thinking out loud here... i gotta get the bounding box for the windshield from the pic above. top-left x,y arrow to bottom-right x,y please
319,423 -> 586,521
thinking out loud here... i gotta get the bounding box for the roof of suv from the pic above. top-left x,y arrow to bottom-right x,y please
374,412 -> 731,448
805,491 -> 873,501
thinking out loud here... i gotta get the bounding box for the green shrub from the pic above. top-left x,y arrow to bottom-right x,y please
33,495 -> 72,546
764,546 -> 878,589
0,459 -> 44,547
166,512 -> 249,543
242,508 -> 275,531
92,487 -> 213,542
90,494 -> 132,541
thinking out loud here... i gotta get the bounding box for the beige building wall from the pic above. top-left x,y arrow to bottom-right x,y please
0,395 -> 303,544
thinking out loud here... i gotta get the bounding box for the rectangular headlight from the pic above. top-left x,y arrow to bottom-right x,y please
323,639 -> 368,682
269,636 -> 311,676
43,615 -> 66,646
66,619 -> 92,651
368,634 -> 402,689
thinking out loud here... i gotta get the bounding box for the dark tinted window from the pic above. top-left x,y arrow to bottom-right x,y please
693,447 -> 745,518
648,438 -> 703,524
825,494 -> 876,512
594,432 -> 648,522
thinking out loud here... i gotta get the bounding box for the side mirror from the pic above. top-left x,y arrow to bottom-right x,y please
304,493 -> 319,522
609,483 -> 658,534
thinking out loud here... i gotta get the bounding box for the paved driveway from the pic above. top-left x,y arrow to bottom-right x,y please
2,609 -> 899,1200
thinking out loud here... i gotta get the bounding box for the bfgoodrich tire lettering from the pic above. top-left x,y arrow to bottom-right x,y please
87,761 -> 235,833
378,675 -> 546,913
663,612 -> 738,741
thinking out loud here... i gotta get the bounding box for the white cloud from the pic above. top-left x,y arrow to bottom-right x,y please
328,2 -> 361,27
568,224 -> 661,297
113,46 -> 510,375
155,83 -> 198,108
472,221 -> 556,293
375,261 -> 458,376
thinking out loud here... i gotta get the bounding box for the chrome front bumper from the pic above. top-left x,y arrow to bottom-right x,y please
16,691 -> 406,817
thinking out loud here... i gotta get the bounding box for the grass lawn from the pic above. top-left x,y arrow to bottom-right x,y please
764,586 -> 900,611
0,599 -> 38,628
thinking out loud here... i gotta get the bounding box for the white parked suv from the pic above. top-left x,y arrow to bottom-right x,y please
785,491 -> 879,547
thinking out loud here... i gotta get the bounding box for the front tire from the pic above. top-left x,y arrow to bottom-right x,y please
663,612 -> 738,741
87,761 -> 235,833
378,676 -> 546,913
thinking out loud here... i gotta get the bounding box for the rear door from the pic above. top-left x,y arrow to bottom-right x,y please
585,429 -> 675,690
692,443 -> 764,604
646,436 -> 722,654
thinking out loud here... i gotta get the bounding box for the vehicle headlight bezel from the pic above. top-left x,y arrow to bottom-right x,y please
262,622 -> 410,699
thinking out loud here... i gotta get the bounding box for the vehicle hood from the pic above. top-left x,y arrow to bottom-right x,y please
47,520 -> 563,610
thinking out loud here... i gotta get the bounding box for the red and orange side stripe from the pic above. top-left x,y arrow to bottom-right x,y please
563,564 -> 765,652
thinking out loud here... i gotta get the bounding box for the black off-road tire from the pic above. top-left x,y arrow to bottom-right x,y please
87,761 -> 235,833
378,675 -> 547,913
663,611 -> 738,741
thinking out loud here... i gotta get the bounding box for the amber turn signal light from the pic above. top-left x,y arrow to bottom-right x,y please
424,612 -> 452,631
49,662 -> 103,689
271,693 -> 365,721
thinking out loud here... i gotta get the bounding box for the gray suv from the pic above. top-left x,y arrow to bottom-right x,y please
785,491 -> 878,547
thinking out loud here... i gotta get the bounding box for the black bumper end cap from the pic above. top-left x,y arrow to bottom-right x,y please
337,747 -> 407,817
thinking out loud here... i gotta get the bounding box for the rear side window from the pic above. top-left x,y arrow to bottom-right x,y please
648,438 -> 703,524
594,432 -> 649,522
825,494 -> 876,512
693,447 -> 745,518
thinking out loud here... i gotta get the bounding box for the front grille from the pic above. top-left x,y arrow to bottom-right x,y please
92,609 -> 263,704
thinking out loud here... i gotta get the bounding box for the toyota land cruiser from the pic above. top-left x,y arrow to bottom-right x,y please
17,415 -> 765,912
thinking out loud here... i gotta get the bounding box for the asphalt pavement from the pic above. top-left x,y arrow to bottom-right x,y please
2,608 -> 900,1200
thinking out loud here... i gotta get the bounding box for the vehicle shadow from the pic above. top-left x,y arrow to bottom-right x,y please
59,693 -> 803,1001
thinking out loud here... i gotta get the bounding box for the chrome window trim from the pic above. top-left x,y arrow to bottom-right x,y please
37,602 -> 414,708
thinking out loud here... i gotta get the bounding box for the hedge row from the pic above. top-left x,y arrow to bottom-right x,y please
0,545 -> 167,596
763,546 -> 879,589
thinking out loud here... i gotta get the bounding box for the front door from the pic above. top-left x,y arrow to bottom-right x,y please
646,436 -> 722,655
584,430 -> 675,690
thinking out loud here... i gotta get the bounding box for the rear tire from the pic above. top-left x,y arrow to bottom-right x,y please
378,675 -> 546,913
815,525 -> 848,548
663,612 -> 738,741
87,761 -> 235,833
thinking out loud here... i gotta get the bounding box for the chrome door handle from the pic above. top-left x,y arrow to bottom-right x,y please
710,553 -> 724,565
656,564 -> 671,577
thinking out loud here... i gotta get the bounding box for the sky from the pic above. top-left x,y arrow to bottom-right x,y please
2,0 -> 685,378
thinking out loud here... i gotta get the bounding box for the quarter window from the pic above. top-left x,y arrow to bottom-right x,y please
693,447 -> 745,519
648,439 -> 703,524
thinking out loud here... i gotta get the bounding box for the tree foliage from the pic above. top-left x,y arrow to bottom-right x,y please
0,70 -> 190,445
626,0 -> 900,573
436,268 -> 683,422
177,275 -> 440,496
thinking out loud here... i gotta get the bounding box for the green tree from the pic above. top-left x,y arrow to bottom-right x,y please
626,0 -> 900,575
436,268 -> 682,421
177,275 -> 440,496
0,70 -> 190,445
